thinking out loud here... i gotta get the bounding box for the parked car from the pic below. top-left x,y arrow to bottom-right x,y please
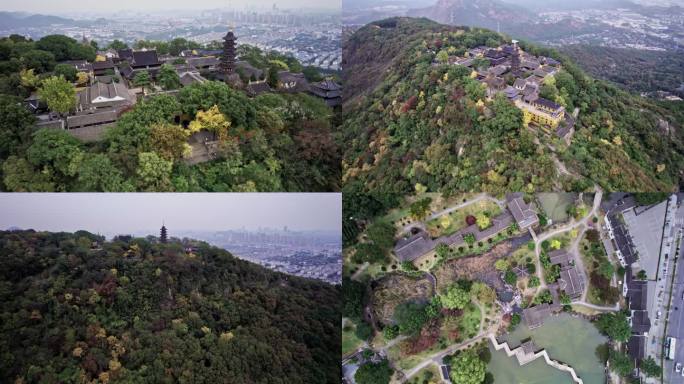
677,362 -> 682,373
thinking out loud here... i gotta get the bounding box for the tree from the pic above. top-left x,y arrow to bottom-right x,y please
494,258 -> 510,271
0,95 -> 36,158
436,50 -> 449,64
550,239 -> 562,250
135,152 -> 173,191
595,312 -> 631,342
436,243 -> 450,259
504,269 -> 517,285
26,128 -> 83,182
355,321 -> 373,341
158,63 -> 181,90
108,40 -> 128,50
366,221 -> 396,250
528,276 -> 540,287
133,70 -> 151,93
383,325 -> 399,340
76,154 -> 131,192
471,281 -> 496,304
450,350 -> 486,384
342,277 -> 365,320
475,213 -> 490,229
640,356 -> 661,378
53,63 -> 78,82
409,197 -> 432,220
188,105 -> 232,139
21,50 -> 56,73
394,301 -> 428,335
267,65 -> 280,89
355,360 -> 393,384
2,156 -> 55,191
149,123 -> 190,160
36,35 -> 94,61
19,68 -> 39,89
608,350 -> 633,377
38,75 -> 76,115
442,285 -> 470,310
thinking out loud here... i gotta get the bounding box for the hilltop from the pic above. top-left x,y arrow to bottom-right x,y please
340,17 -> 683,219
0,230 -> 340,384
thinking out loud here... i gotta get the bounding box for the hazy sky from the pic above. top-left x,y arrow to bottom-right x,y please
0,0 -> 340,13
0,193 -> 341,235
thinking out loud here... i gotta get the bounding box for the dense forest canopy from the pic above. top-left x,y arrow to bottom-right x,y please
0,230 -> 341,384
340,17 -> 684,222
0,34 -> 340,192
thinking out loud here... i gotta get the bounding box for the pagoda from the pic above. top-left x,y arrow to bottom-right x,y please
220,26 -> 237,78
160,224 -> 168,243
510,40 -> 521,76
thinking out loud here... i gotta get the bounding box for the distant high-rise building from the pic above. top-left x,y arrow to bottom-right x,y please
160,224 -> 168,243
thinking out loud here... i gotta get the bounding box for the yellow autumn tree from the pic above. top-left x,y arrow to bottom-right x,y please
188,105 -> 231,140
76,71 -> 89,86
20,68 -> 39,89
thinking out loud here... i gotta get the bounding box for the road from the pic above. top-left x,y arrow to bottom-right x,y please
663,199 -> 684,384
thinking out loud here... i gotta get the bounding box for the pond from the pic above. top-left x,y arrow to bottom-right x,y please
488,313 -> 607,384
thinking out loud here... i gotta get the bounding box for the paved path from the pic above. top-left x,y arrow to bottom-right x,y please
399,193 -> 505,235
533,187 -> 603,294
571,301 -> 620,312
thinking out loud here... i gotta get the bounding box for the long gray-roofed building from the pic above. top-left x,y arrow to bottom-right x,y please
558,267 -> 583,299
522,303 -> 552,329
394,231 -> 435,262
507,193 -> 539,229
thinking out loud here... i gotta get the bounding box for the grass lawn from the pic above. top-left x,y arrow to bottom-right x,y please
342,319 -> 365,356
536,193 -> 576,223
460,302 -> 482,339
510,242 -> 536,266
405,363 -> 441,384
425,200 -> 502,238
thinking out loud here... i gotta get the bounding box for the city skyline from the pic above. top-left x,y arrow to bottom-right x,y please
0,0 -> 340,14
0,193 -> 342,236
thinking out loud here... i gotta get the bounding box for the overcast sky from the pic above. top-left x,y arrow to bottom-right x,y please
0,0 -> 339,13
0,193 -> 341,235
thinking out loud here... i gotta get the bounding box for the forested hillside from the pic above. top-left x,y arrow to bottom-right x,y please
0,34 -> 339,192
0,230 -> 340,384
340,17 -> 684,221
560,44 -> 684,97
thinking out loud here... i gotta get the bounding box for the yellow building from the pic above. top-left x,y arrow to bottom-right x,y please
517,98 -> 564,129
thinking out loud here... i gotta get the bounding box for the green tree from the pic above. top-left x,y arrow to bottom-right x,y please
436,242 -> 450,259
394,301 -> 428,335
133,70 -> 151,93
2,156 -> 55,191
409,197 -> 432,220
355,359 -> 393,384
53,63 -> 78,82
355,321 -> 373,341
450,350 -> 486,384
0,95 -> 36,158
595,312 -> 631,342
640,356 -> 661,378
149,123 -> 189,160
476,213 -> 490,229
38,75 -> 76,115
75,153 -> 132,192
158,63 -> 181,90
436,50 -> 449,64
342,277 -> 365,320
442,285 -> 470,310
608,350 -> 633,377
108,40 -> 128,50
494,258 -> 510,271
366,221 -> 396,251
26,128 -> 83,183
267,65 -> 280,89
21,50 -> 57,73
383,325 -> 399,340
135,151 -> 173,191
528,276 -> 540,287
